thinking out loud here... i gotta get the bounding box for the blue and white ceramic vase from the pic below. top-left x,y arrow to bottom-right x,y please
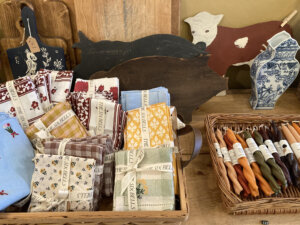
250,31 -> 300,109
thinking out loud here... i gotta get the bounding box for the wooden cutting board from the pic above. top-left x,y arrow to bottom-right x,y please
0,0 -> 74,80
73,0 -> 180,42
0,17 -> 69,80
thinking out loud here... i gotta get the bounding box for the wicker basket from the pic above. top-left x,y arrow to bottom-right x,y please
205,113 -> 300,215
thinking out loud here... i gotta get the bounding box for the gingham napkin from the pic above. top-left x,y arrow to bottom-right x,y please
29,154 -> 96,212
26,102 -> 89,144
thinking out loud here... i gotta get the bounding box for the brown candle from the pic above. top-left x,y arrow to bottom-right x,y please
226,129 -> 259,197
224,134 -> 251,198
216,129 -> 243,195
211,132 -> 231,190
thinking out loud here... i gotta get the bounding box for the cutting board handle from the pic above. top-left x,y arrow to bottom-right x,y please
21,6 -> 41,42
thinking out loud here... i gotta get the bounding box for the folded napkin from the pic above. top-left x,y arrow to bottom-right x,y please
31,72 -> 52,112
26,102 -> 89,145
0,76 -> 45,129
124,103 -> 174,150
43,139 -> 104,210
29,154 -> 96,212
74,78 -> 119,102
69,92 -> 126,150
121,87 -> 170,111
43,135 -> 114,197
113,147 -> 175,211
37,69 -> 73,104
120,87 -> 185,130
0,113 -> 35,210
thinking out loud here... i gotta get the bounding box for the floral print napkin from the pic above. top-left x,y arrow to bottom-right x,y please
29,154 -> 96,212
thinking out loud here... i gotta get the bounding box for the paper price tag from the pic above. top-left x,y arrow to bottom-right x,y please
26,37 -> 40,53
291,142 -> 300,159
220,147 -> 231,163
274,142 -> 284,157
246,138 -> 259,154
213,143 -> 222,158
259,145 -> 274,161
244,148 -> 256,164
228,150 -> 238,165
264,140 -> 277,154
279,140 -> 293,156
233,143 -> 246,159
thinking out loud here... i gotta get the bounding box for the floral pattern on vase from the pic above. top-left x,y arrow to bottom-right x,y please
250,31 -> 300,109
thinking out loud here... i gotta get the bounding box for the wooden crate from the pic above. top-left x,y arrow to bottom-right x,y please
0,157 -> 188,225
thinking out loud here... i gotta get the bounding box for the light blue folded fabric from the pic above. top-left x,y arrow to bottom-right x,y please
0,113 -> 34,211
121,87 -> 170,111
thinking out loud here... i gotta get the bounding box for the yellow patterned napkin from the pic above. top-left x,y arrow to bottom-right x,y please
123,103 -> 178,194
26,102 -> 89,142
124,103 -> 174,149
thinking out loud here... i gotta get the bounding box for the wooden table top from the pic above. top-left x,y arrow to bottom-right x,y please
180,89 -> 300,225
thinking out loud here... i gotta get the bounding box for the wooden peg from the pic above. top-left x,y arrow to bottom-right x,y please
281,10 -> 298,27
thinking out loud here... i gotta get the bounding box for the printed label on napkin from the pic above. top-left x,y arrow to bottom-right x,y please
246,138 -> 260,154
291,142 -> 300,159
47,110 -> 75,132
214,143 -> 222,158
141,90 -> 149,107
264,140 -> 277,154
244,148 -> 256,164
279,140 -> 293,156
259,145 -> 273,161
6,80 -> 29,129
96,100 -> 106,134
50,71 -> 59,85
140,107 -> 150,148
104,153 -> 115,164
274,142 -> 284,157
59,156 -> 71,199
228,150 -> 238,165
220,147 -> 231,163
87,80 -> 94,97
95,165 -> 104,175
233,143 -> 246,159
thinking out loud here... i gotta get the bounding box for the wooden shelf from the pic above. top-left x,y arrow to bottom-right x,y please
179,89 -> 300,225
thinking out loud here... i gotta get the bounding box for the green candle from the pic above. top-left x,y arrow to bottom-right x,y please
243,130 -> 281,194
253,130 -> 287,189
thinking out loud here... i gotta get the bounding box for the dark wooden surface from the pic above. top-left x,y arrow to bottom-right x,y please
90,55 -> 227,123
74,32 -> 206,80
